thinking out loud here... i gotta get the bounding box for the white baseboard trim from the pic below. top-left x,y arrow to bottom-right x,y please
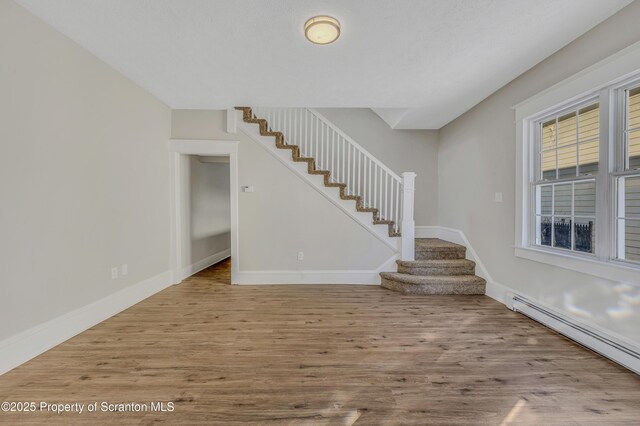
181,248 -> 231,280
234,255 -> 397,285
235,271 -> 378,285
0,270 -> 173,376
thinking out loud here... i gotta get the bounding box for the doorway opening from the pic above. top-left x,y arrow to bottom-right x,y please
184,155 -> 231,282
170,139 -> 239,285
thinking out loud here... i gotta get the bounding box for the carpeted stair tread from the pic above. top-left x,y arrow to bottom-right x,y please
293,157 -> 314,163
357,207 -> 378,213
415,238 -> 466,251
415,238 -> 466,260
325,182 -> 347,188
309,169 -> 331,175
380,272 -> 486,295
380,272 -> 484,284
396,258 -> 474,267
396,259 -> 476,275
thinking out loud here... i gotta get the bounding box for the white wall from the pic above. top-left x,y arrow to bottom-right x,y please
315,108 -> 439,225
437,1 -> 640,343
183,156 -> 231,268
172,110 -> 396,273
0,0 -> 171,341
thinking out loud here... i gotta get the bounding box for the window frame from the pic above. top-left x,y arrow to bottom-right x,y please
527,94 -> 606,260
612,79 -> 640,264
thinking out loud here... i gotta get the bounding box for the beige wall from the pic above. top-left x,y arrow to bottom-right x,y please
172,110 -> 396,272
0,1 -> 172,340
316,108 -> 439,225
437,1 -> 640,342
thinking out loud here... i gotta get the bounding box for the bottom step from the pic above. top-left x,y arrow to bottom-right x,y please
380,272 -> 486,295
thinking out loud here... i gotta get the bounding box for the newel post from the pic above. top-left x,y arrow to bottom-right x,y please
401,172 -> 417,261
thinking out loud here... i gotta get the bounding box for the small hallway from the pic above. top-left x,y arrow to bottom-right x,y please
0,259 -> 639,424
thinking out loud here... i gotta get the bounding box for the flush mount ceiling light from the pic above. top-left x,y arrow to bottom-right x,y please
304,16 -> 340,45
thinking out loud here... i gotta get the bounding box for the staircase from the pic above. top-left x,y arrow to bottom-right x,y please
235,107 -> 486,295
236,107 -> 413,241
236,106 -> 399,236
380,238 -> 486,294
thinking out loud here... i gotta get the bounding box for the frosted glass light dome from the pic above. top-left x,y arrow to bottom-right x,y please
304,16 -> 340,45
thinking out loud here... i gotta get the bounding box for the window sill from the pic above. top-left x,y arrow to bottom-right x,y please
514,246 -> 640,284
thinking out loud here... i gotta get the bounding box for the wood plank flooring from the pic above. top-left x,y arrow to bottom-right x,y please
0,258 -> 639,425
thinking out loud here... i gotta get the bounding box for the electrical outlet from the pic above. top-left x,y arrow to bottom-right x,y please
121,264 -> 128,276
297,251 -> 304,261
111,267 -> 118,280
495,192 -> 503,202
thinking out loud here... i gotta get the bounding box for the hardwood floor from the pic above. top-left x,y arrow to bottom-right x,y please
0,258 -> 639,425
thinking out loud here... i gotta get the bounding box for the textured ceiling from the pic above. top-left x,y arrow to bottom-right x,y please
16,0 -> 633,128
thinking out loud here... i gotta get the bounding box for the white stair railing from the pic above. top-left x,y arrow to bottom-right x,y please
251,107 -> 416,260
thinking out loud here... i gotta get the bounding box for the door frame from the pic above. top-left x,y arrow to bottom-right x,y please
169,139 -> 239,284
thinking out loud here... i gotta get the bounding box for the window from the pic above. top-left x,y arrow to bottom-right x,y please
526,77 -> 640,269
615,86 -> 640,263
533,102 -> 599,254
515,47 -> 640,281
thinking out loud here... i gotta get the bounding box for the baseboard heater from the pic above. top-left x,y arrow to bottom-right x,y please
507,294 -> 640,375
